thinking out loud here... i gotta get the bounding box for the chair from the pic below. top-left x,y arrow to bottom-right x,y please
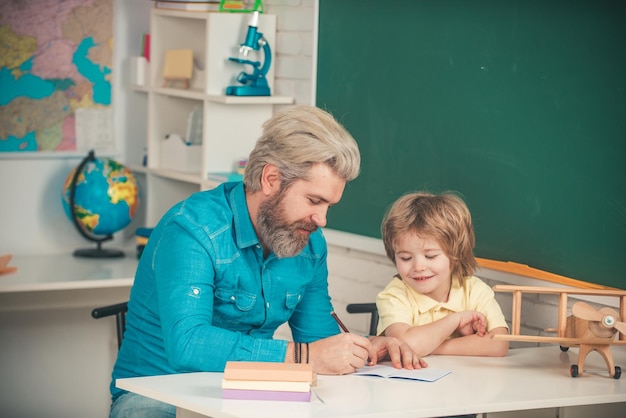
91,301 -> 128,350
94,301 -> 377,348
346,302 -> 379,336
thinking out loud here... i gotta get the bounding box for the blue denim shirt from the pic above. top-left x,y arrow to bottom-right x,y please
111,182 -> 340,400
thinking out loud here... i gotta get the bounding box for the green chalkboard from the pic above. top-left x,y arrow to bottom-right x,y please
317,0 -> 626,289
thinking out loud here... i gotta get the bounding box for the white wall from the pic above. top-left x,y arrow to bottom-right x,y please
267,0 -> 318,105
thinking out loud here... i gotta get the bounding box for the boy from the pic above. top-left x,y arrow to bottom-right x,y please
377,191 -> 509,357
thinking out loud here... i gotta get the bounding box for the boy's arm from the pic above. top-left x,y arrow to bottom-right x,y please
384,311 -> 488,356
431,326 -> 509,357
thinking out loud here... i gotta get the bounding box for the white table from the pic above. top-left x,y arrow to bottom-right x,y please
0,253 -> 136,310
117,346 -> 626,418
0,253 -> 137,417
0,253 -> 136,295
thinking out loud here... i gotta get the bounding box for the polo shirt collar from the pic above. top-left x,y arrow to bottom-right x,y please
408,275 -> 464,313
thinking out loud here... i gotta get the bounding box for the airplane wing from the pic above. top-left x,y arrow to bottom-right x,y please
492,334 -> 626,345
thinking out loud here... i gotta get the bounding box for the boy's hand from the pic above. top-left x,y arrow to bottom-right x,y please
456,311 -> 487,337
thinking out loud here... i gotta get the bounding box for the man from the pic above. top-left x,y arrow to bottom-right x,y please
110,105 -> 425,417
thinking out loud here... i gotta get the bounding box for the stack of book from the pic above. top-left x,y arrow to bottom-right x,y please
207,171 -> 243,183
222,361 -> 316,402
153,1 -> 221,12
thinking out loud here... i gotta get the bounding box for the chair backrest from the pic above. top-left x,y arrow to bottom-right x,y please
346,302 -> 379,336
93,301 -> 378,348
91,301 -> 128,350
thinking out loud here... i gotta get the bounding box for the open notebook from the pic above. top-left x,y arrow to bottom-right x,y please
354,364 -> 450,382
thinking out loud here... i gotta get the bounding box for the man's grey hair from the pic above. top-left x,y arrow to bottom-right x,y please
244,105 -> 361,192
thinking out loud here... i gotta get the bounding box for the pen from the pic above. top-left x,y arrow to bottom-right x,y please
330,311 -> 350,333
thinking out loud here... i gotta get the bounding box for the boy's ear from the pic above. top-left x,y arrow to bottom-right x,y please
260,164 -> 281,196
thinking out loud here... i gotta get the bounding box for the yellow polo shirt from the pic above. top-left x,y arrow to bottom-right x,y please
376,275 -> 508,336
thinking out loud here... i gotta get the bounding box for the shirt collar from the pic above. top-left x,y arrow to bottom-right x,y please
230,182 -> 260,249
404,275 -> 464,313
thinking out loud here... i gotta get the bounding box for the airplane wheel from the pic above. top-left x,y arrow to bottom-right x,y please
570,364 -> 579,377
560,345 -> 569,352
614,366 -> 621,380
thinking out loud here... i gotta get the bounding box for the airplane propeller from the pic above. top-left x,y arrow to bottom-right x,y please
572,301 -> 626,334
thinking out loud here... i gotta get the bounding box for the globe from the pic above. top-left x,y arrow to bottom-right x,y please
61,150 -> 140,258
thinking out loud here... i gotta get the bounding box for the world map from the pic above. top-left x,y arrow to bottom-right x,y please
0,0 -> 112,152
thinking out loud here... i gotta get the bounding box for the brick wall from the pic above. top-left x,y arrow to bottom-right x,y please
265,0 -> 317,105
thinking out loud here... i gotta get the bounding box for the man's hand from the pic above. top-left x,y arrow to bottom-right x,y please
307,333 -> 372,375
368,335 -> 428,369
305,334 -> 427,375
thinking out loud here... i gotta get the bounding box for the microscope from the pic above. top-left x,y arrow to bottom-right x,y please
226,11 -> 271,96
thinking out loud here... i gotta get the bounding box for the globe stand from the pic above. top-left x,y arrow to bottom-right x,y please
69,150 -> 125,259
73,243 -> 125,258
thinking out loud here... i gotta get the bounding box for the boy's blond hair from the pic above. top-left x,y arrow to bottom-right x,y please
381,191 -> 477,283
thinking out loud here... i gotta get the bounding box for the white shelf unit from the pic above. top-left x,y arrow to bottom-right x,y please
141,9 -> 293,225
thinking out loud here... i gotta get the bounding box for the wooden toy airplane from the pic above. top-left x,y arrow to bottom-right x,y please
492,285 -> 626,379
0,254 -> 17,275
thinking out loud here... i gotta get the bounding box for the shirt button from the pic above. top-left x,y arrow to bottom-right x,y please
266,302 -> 270,308
192,288 -> 199,295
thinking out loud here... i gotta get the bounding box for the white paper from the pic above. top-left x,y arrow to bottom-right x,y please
354,364 -> 451,382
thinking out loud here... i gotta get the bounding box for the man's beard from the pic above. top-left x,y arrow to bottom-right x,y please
256,190 -> 318,258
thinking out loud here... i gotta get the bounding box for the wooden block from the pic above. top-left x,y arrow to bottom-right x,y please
163,49 -> 193,89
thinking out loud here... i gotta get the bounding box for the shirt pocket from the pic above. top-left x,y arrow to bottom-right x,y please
284,291 -> 303,309
214,287 -> 257,327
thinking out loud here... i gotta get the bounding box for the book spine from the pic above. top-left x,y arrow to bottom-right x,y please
222,389 -> 311,402
155,3 -> 220,11
221,379 -> 311,393
207,172 -> 243,182
224,361 -> 315,383
223,369 -> 313,382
